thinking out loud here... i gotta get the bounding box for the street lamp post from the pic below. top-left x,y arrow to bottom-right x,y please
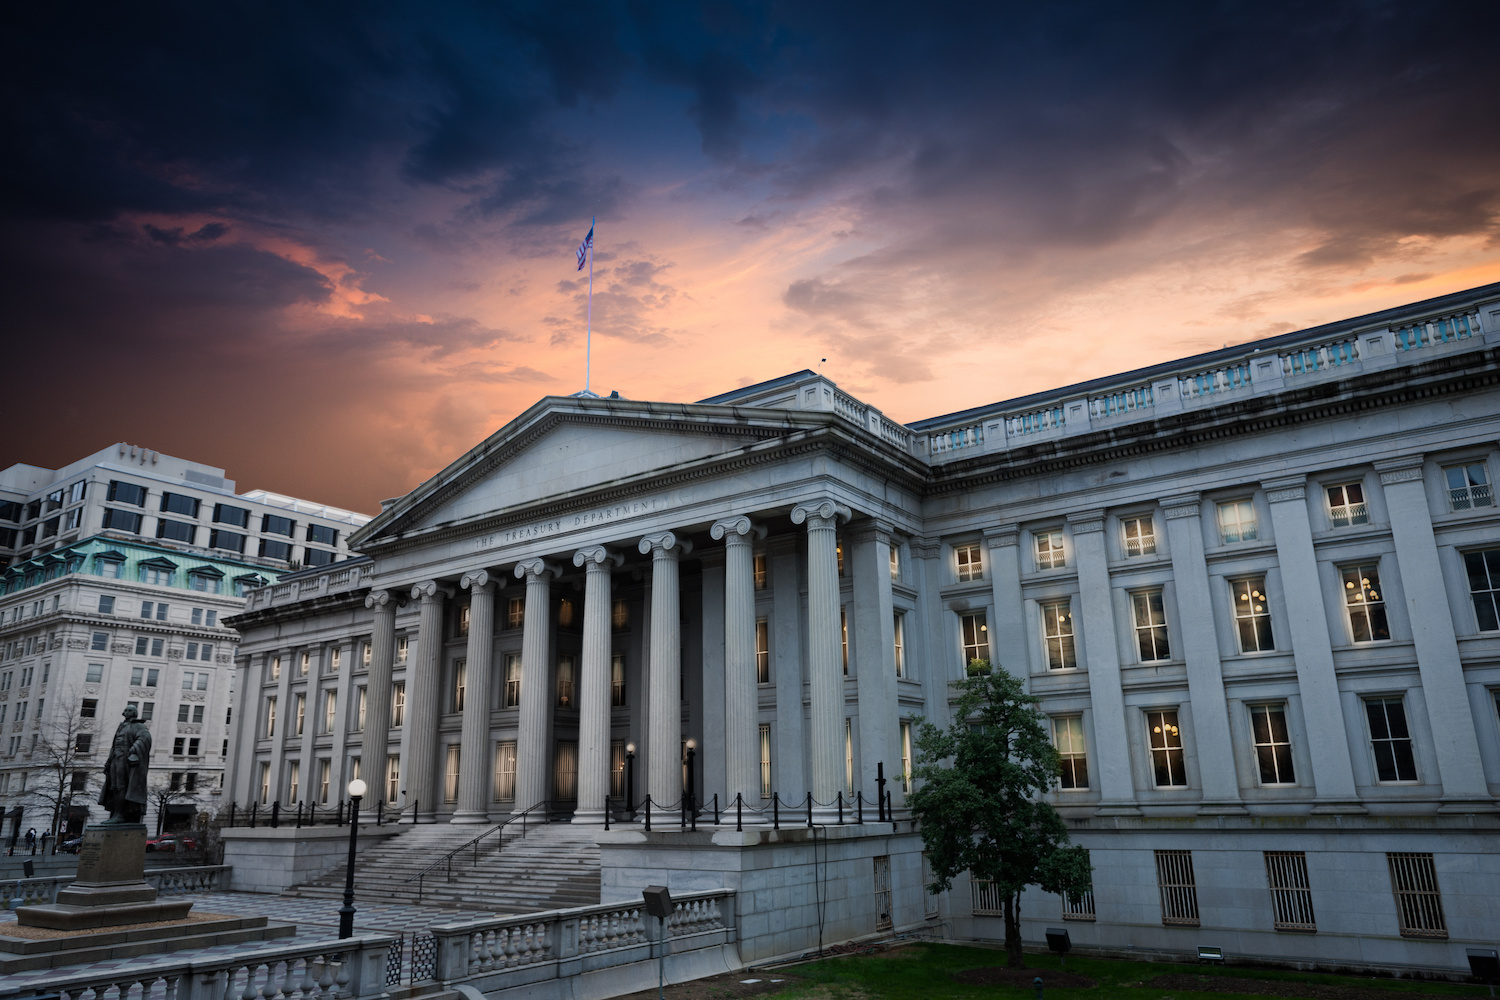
684,738 -> 697,831
625,743 -> 636,821
338,778 -> 367,939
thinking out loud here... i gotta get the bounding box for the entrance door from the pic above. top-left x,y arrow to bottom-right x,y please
874,855 -> 893,930
554,741 -> 578,805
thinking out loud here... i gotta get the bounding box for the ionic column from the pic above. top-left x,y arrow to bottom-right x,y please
792,499 -> 851,820
453,571 -> 499,823
407,581 -> 446,822
1067,511 -> 1138,814
1263,476 -> 1362,811
572,546 -> 622,824
1159,494 -> 1245,814
362,590 -> 397,807
712,516 -> 766,815
513,559 -> 558,814
850,522 -> 899,814
640,532 -> 691,808
1375,457 -> 1492,807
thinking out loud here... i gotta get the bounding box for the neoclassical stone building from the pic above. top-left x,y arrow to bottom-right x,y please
226,282 -> 1500,973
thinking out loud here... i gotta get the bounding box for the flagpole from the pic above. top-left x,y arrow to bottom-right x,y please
585,216 -> 595,394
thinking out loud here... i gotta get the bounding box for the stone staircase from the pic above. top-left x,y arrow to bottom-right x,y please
287,821 -> 602,913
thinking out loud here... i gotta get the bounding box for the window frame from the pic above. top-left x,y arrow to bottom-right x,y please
1216,498 -> 1259,544
1341,564 -> 1391,643
1364,696 -> 1418,783
1230,576 -> 1275,653
1121,515 -> 1156,557
1033,530 -> 1066,570
1146,709 -> 1187,788
1040,598 -> 1076,670
1053,715 -> 1088,790
1130,589 -> 1172,662
1325,481 -> 1369,528
1443,461 -> 1493,511
954,542 -> 984,581
1249,703 -> 1296,786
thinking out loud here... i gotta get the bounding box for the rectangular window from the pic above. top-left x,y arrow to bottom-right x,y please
507,598 -> 524,628
1342,565 -> 1390,642
259,539 -> 292,561
159,492 -> 200,517
307,523 -> 338,546
259,762 -> 271,804
1445,462 -> 1492,510
102,509 -> 142,533
208,529 -> 245,553
759,723 -> 772,798
192,705 -> 204,724
140,600 -> 153,619
451,659 -> 466,712
1053,716 -> 1088,789
324,690 -> 337,734
1034,531 -> 1065,570
361,643 -> 370,667
1265,851 -> 1316,931
959,612 -> 990,670
557,598 -> 574,628
845,718 -> 854,796
318,760 -> 331,804
494,742 -> 517,801
98,595 -> 114,614
889,544 -> 900,582
611,653 -> 627,707
386,755 -> 400,804
75,733 -> 93,754
900,720 -> 913,793
556,655 -> 575,707
213,504 -> 250,528
841,608 -> 849,675
330,647 -> 341,671
1132,590 -> 1171,661
155,602 -> 168,621
108,481 -> 147,506
1217,499 -> 1258,543
1155,850 -> 1200,925
265,697 -> 277,737
1250,704 -> 1296,785
295,693 -> 305,735
458,605 -> 470,636
271,655 -> 281,681
755,619 -> 771,683
262,514 -> 295,536
391,682 -> 405,727
602,740 -> 623,799
1041,600 -> 1076,669
287,761 -> 300,803
444,745 -> 461,803
356,686 -> 366,730
1122,516 -> 1156,557
156,519 -> 197,544
1366,697 -> 1418,781
1326,482 -> 1369,527
178,703 -> 191,723
754,553 -> 767,590
186,643 -> 198,661
1387,853 -> 1447,938
610,598 -> 629,630
80,698 -> 97,718
91,633 -> 107,652
1147,709 -> 1186,787
396,636 -> 408,662
1463,549 -> 1500,632
893,613 -> 906,678
503,654 -> 521,708
955,543 -> 984,580
1062,885 -> 1097,921
1231,577 -> 1275,652
86,662 -> 104,683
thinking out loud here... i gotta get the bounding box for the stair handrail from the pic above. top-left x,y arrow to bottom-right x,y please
399,800 -> 551,898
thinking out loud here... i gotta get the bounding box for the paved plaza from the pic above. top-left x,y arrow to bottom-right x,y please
0,890 -> 494,992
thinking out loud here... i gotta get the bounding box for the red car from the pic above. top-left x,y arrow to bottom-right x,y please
144,835 -> 198,852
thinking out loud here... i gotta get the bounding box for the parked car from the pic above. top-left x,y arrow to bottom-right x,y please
144,835 -> 198,852
59,836 -> 84,854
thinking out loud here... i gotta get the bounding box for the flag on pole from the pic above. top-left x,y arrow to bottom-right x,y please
575,223 -> 594,271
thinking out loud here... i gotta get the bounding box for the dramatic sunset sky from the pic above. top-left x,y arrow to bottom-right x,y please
4,2 -> 1499,513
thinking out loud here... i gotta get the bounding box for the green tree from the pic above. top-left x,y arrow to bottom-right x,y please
908,661 -> 1093,968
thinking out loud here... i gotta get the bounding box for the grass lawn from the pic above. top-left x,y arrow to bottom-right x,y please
765,943 -> 1494,1000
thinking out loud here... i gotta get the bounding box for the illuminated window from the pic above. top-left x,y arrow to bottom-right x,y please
1053,716 -> 1088,789
759,724 -> 772,798
1342,565 -> 1390,642
507,598 -> 525,628
1132,590 -> 1171,662
1326,482 -> 1369,527
754,553 -> 767,590
494,742 -> 517,801
611,599 -> 628,629
756,620 -> 770,683
893,613 -> 906,678
452,659 -> 466,712
959,612 -> 989,670
556,655 -> 575,707
1121,516 -> 1155,556
611,653 -> 626,706
391,682 -> 405,727
503,654 -> 521,708
955,543 -> 984,581
1217,500 -> 1258,544
1034,531 -> 1065,570
444,746 -> 460,802
1146,710 -> 1186,787
1232,577 -> 1275,652
1041,600 -> 1076,669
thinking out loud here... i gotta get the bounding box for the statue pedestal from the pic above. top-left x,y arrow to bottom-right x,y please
16,824 -> 192,930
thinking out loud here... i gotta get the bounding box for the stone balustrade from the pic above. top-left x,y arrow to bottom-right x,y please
246,560 -> 370,609
430,888 -> 735,985
0,866 -> 230,910
0,934 -> 394,1000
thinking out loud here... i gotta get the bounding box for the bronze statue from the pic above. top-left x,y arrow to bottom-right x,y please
99,705 -> 152,824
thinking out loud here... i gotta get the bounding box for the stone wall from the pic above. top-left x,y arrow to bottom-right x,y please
599,822 -> 931,963
221,825 -> 401,894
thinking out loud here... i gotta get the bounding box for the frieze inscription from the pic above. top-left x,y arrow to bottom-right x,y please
475,497 -> 668,550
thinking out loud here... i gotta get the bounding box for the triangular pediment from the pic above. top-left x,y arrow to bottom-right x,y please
352,395 -> 830,548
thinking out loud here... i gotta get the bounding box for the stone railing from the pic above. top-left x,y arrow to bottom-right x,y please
247,562 -> 369,610
0,934 -> 395,1000
430,889 -> 735,986
830,390 -> 913,450
0,865 -> 230,909
915,299 -> 1496,463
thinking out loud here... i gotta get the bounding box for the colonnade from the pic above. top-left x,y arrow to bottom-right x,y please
355,498 -> 899,825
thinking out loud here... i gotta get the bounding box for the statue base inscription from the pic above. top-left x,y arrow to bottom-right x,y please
16,824 -> 193,931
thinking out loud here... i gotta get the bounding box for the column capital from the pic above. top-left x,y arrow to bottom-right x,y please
983,524 -> 1021,549
364,589 -> 392,610
1375,454 -> 1426,485
1065,509 -> 1106,534
460,569 -> 501,591
639,531 -> 692,556
410,580 -> 448,602
1159,494 -> 1202,520
791,499 -> 851,529
710,515 -> 768,543
573,545 -> 624,570
1261,474 -> 1308,503
514,558 -> 561,582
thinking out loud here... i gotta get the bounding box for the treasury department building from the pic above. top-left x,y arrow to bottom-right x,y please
225,283 -> 1500,973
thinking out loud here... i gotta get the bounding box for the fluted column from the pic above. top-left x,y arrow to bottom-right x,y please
1160,494 -> 1245,814
1263,475 -> 1362,811
572,546 -> 622,824
453,571 -> 498,823
407,581 -> 446,823
851,522 -> 899,814
357,590 -> 393,809
792,499 -> 851,820
1375,457 -> 1492,807
712,516 -> 766,816
513,559 -> 558,814
640,532 -> 691,808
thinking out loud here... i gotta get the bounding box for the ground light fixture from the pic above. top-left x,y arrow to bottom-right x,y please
642,885 -> 675,1000
1045,927 -> 1071,966
1468,949 -> 1499,996
338,777 -> 368,939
